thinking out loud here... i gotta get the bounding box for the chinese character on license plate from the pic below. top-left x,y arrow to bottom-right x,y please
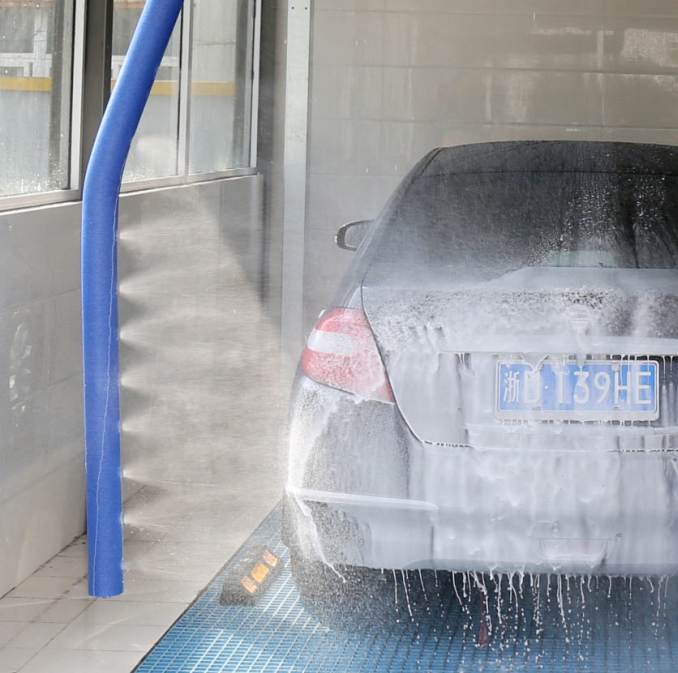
496,360 -> 659,421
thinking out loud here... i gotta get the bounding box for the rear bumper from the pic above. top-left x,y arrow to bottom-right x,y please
285,377 -> 678,576
284,481 -> 678,576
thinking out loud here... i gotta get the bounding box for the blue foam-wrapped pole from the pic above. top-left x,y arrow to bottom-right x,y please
82,0 -> 184,598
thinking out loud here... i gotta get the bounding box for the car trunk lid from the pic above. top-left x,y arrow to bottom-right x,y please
361,267 -> 678,449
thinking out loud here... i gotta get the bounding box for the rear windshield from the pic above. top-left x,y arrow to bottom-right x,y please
375,172 -> 678,273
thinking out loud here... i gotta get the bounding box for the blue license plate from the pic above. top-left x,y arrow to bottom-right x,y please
496,360 -> 659,421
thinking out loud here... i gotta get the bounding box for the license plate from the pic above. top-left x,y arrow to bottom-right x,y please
496,360 -> 659,421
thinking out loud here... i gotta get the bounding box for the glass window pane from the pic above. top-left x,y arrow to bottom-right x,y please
0,0 -> 75,197
113,0 -> 181,182
189,0 -> 253,174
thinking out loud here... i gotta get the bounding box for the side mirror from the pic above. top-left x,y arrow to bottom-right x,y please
336,220 -> 372,251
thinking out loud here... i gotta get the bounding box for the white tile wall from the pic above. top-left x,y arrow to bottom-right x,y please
603,73 -> 678,127
608,0 -> 678,19
0,205 -> 85,599
383,13 -> 495,68
0,458 -> 86,597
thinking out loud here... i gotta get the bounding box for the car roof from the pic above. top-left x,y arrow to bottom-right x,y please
419,141 -> 678,178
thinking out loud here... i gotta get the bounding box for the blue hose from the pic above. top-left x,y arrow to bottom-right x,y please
82,0 -> 184,598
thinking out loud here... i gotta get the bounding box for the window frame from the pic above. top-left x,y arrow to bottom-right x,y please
0,0 -> 261,211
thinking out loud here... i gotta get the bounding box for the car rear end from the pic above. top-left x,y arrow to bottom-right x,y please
284,141 -> 678,577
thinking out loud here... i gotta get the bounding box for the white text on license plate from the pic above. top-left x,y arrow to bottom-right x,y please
496,360 -> 659,421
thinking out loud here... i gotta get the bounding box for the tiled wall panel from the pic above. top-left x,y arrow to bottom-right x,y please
0,204 -> 85,596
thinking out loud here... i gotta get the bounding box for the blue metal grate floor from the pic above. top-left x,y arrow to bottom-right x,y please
135,505 -> 677,672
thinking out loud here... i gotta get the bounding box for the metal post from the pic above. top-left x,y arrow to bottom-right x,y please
80,0 -> 113,179
281,1 -> 312,367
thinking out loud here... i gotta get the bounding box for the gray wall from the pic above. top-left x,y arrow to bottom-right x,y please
303,0 -> 678,332
0,175 -> 270,597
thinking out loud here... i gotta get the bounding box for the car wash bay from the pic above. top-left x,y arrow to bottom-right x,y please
1,1 -> 678,671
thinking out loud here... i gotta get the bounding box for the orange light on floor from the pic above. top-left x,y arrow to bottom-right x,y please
263,551 -> 279,568
221,547 -> 284,605
241,576 -> 258,595
251,561 -> 270,584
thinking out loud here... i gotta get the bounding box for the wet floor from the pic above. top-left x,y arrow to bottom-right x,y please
135,506 -> 678,673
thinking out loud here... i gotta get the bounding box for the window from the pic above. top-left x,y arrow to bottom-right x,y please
0,0 -> 75,197
115,0 -> 257,185
0,7 -> 35,54
189,0 -> 254,174
112,6 -> 142,57
113,0 -> 181,182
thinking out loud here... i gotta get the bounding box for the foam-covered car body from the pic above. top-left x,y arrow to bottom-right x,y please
284,141 -> 678,577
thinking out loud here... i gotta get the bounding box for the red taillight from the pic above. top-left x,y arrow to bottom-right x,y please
302,308 -> 394,403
